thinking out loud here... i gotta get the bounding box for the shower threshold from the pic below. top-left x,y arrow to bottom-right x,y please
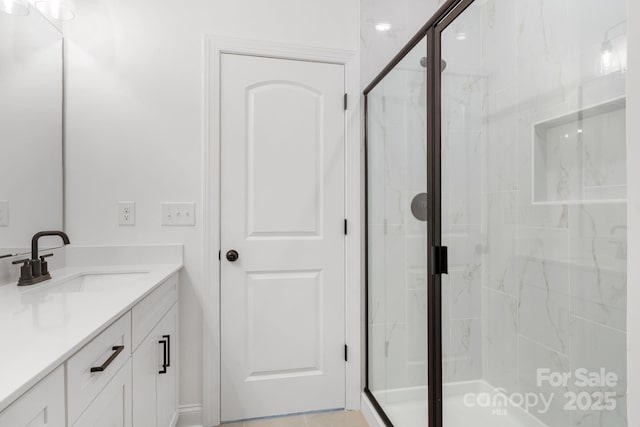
371,381 -> 548,427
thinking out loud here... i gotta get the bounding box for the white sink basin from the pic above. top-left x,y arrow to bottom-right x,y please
54,271 -> 149,292
7,271 -> 151,328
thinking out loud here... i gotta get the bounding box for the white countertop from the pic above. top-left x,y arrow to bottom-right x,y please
0,263 -> 182,413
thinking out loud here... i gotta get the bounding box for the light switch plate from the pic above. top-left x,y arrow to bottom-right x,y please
0,200 -> 8,226
161,202 -> 195,226
118,202 -> 136,226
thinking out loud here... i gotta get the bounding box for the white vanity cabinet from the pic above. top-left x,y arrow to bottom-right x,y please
72,360 -> 132,427
157,304 -> 179,426
133,304 -> 179,427
132,273 -> 179,427
0,366 -> 65,427
0,271 -> 180,427
67,313 -> 132,425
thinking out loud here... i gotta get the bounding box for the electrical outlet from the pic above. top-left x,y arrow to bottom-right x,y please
161,202 -> 195,226
0,200 -> 8,226
118,202 -> 136,226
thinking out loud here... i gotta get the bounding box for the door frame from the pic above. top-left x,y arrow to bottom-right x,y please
202,36 -> 361,426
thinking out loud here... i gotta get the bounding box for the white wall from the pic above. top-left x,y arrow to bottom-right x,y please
627,1 -> 639,425
63,0 -> 359,414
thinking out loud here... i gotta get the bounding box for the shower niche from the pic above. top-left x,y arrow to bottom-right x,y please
533,97 -> 627,204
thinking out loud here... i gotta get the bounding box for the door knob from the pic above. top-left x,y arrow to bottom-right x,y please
226,250 -> 239,262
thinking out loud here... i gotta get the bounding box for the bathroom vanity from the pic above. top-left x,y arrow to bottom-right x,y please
0,5 -> 183,426
0,247 -> 183,427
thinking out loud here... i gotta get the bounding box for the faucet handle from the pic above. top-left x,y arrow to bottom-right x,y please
39,254 -> 54,276
12,259 -> 34,286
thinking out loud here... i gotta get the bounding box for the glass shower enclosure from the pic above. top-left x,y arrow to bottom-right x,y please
365,0 -> 628,426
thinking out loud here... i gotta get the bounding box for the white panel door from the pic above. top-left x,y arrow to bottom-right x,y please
221,53 -> 346,421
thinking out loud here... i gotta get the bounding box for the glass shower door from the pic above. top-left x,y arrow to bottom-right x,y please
439,0 -> 628,426
366,36 -> 430,427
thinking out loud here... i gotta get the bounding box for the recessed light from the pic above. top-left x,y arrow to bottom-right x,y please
375,23 -> 392,32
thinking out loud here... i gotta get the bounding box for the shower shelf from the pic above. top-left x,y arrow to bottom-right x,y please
532,96 -> 627,205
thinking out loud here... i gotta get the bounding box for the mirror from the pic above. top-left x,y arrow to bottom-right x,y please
0,4 -> 64,258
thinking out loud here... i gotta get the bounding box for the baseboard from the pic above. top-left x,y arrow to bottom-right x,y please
177,404 -> 204,427
360,392 -> 385,427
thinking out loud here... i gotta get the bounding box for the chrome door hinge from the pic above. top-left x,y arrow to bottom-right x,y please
432,246 -> 448,275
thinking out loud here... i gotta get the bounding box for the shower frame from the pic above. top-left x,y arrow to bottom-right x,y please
363,0 -> 476,426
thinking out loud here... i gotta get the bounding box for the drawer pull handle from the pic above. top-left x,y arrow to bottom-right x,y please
159,337 -> 168,374
163,335 -> 171,367
90,346 -> 125,373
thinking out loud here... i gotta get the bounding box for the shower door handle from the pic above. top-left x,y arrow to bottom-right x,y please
432,246 -> 448,275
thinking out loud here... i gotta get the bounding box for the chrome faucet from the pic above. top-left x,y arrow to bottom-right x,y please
12,231 -> 70,286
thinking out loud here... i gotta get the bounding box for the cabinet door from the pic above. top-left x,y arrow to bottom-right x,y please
132,324 -> 159,426
73,359 -> 132,427
157,304 -> 178,427
0,366 -> 65,427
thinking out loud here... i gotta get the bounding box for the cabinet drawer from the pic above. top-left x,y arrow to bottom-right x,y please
67,312 -> 132,425
132,273 -> 178,349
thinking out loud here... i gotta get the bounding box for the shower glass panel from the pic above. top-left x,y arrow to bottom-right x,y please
440,1 -> 627,427
366,36 -> 429,426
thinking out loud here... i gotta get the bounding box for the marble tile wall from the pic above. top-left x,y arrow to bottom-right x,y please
471,0 -> 628,426
440,0 -> 484,385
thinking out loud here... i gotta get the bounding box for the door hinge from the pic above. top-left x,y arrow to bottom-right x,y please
218,250 -> 221,261
344,344 -> 348,362
344,219 -> 348,235
432,246 -> 449,275
344,93 -> 348,110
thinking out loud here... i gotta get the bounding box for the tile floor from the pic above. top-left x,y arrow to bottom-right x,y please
222,410 -> 368,427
